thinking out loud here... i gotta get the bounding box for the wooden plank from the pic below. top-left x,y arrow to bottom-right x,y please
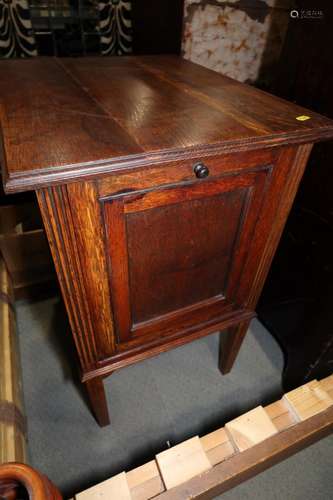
320,374 -> 333,399
129,475 -> 164,500
283,380 -> 333,421
75,472 -> 131,500
127,460 -> 164,500
127,460 -> 159,488
265,400 -> 288,420
265,399 -> 296,432
225,406 -> 278,452
156,436 -> 211,490
200,428 -> 235,466
0,258 -> 27,464
155,406 -> 333,499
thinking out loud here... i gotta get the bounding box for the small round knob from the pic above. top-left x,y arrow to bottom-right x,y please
193,162 -> 209,179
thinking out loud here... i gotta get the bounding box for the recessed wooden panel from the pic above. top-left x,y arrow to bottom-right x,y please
126,190 -> 245,324
103,167 -> 270,345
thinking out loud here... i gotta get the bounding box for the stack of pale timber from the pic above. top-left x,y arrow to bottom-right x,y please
0,255 -> 27,464
75,374 -> 333,500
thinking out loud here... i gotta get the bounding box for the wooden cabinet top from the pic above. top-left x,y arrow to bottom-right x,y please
1,55 -> 333,193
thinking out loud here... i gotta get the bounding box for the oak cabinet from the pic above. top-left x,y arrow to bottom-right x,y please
1,56 -> 332,426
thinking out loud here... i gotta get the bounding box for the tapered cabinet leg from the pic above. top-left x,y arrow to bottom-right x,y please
85,378 -> 110,427
219,320 -> 251,374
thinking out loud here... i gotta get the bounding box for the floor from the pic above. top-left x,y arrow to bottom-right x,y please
16,297 -> 333,499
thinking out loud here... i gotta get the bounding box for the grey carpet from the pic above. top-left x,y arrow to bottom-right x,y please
16,297 -> 332,499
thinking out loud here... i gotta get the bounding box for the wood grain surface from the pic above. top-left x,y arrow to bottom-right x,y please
0,463 -> 62,500
0,257 -> 27,464
1,56 -> 333,192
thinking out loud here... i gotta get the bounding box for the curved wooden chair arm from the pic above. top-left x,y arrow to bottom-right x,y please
0,463 -> 62,500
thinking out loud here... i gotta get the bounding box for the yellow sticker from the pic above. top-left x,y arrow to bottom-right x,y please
296,115 -> 311,121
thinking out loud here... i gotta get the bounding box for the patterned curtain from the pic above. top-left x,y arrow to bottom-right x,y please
0,0 -> 37,58
98,0 -> 132,55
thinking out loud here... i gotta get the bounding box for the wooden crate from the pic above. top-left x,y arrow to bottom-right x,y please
0,203 -> 56,299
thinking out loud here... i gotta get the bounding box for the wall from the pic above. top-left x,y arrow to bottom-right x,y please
182,0 -> 292,85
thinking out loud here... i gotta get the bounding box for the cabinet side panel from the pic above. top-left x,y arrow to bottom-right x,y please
65,181 -> 116,358
37,182 -> 115,372
37,187 -> 97,370
238,144 -> 313,309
